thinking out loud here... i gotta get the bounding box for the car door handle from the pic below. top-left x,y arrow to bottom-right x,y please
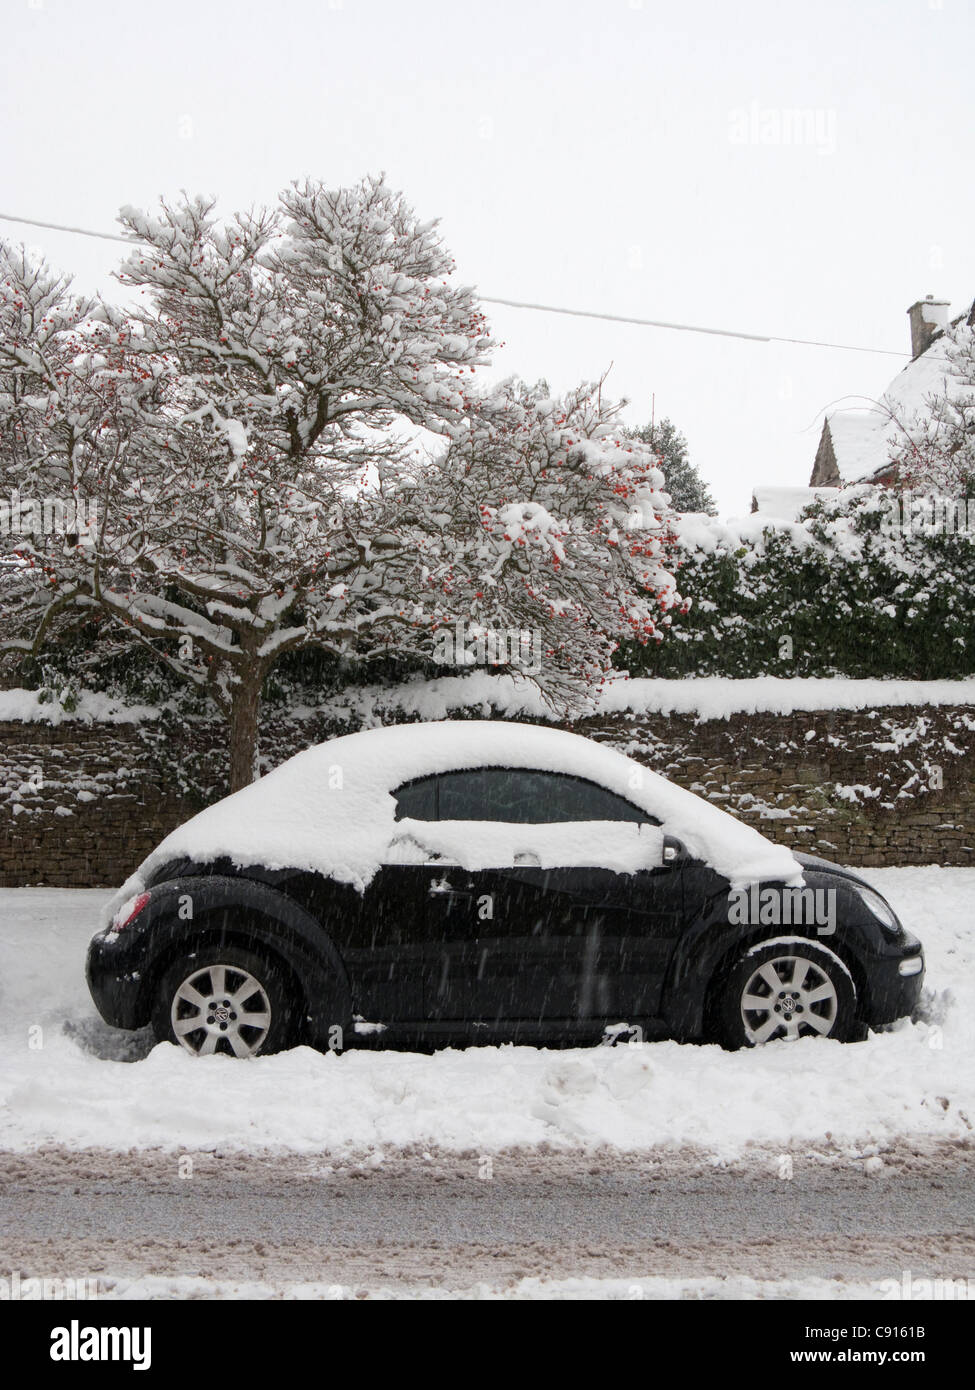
428,877 -> 473,898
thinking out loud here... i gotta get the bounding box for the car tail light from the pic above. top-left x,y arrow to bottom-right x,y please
112,891 -> 151,932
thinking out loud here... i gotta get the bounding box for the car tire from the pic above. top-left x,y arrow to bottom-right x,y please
152,943 -> 299,1058
715,938 -> 858,1049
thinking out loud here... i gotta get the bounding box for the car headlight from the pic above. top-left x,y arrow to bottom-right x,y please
852,884 -> 901,935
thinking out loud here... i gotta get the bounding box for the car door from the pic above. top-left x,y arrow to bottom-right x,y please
349,774 -> 439,1022
347,864 -> 433,1022
536,858 -> 684,1019
469,838 -> 682,1023
399,768 -> 682,1025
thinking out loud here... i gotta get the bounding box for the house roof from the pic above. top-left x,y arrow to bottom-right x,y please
812,299 -> 974,487
824,341 -> 954,483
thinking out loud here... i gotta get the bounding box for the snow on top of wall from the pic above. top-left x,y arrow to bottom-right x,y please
311,670 -> 554,725
6,672 -> 975,737
122,720 -> 803,899
323,672 -> 975,726
595,676 -> 975,718
0,688 -> 162,725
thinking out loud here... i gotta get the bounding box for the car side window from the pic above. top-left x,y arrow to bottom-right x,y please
393,775 -> 438,821
427,768 -> 659,825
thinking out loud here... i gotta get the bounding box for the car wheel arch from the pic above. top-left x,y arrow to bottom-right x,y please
134,875 -> 354,1041
700,925 -> 869,1037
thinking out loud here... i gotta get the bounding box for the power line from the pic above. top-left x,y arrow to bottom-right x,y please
481,295 -> 907,356
0,211 -> 130,245
0,210 -> 909,358
481,295 -> 768,344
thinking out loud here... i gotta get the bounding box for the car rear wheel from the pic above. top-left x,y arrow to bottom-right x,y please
152,945 -> 298,1058
715,939 -> 857,1048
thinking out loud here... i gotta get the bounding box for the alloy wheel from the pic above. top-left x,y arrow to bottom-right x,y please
170,962 -> 272,1058
739,953 -> 839,1043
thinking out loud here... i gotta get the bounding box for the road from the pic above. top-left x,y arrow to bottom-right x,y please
1,1140 -> 973,1294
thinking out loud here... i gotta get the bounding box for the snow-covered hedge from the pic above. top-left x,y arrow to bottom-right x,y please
622,488 -> 975,680
6,487 -> 974,701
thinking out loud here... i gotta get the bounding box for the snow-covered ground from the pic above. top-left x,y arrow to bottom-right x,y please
0,867 -> 971,1160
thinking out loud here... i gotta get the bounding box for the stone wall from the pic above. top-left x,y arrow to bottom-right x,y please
0,720 -> 191,888
1,703 -> 973,886
579,705 -> 975,867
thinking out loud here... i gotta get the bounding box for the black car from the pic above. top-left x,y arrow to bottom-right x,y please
87,721 -> 924,1057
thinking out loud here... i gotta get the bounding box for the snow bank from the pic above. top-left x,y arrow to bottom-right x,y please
96,1273 -> 893,1301
0,868 -> 971,1158
120,720 -> 801,898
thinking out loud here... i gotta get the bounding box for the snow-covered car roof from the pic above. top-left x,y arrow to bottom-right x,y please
119,721 -> 802,905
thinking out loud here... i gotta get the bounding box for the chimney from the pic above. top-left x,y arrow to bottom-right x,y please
907,295 -> 950,359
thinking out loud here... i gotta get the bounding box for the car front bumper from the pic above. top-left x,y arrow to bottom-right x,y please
860,944 -> 925,1026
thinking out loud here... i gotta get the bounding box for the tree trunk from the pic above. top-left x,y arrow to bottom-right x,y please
228,671 -> 263,793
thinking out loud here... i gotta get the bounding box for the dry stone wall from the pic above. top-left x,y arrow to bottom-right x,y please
1,704 -> 973,886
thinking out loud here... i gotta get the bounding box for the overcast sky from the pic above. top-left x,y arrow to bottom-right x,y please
2,0 -> 973,516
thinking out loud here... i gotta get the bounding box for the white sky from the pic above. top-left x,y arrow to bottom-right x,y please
2,0 -> 973,516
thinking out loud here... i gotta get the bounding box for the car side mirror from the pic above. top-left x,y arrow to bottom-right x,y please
662,834 -> 686,866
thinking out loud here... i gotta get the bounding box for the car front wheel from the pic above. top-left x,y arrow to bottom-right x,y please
716,939 -> 858,1048
152,945 -> 298,1058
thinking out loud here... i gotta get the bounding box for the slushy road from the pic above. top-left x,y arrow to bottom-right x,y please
1,1141 -> 973,1294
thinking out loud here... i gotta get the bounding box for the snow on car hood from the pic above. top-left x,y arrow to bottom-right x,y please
112,721 -> 803,912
